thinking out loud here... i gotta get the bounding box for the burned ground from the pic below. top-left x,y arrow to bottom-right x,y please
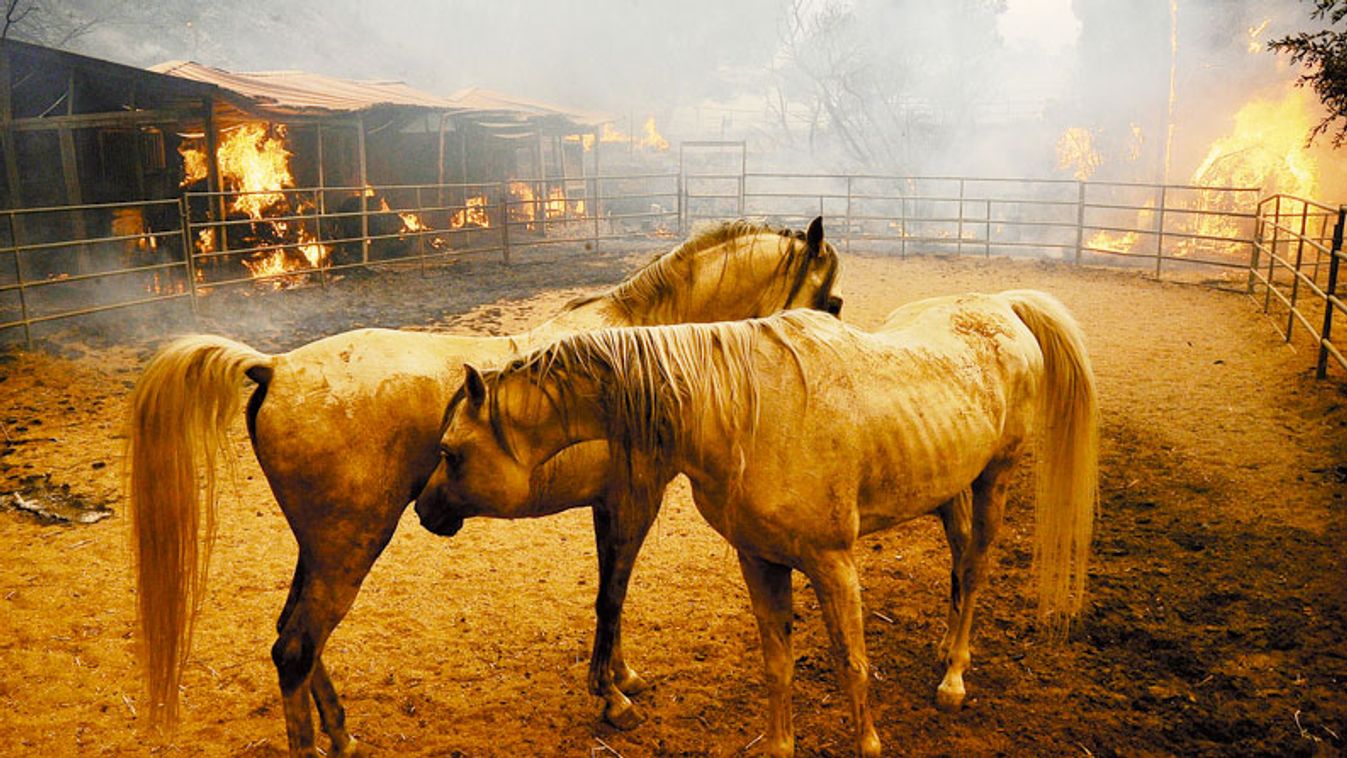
0,250 -> 1343,756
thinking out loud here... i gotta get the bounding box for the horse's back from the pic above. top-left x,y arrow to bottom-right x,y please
252,329 -> 516,523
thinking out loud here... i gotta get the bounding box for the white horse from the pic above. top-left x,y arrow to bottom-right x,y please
127,218 -> 843,757
420,290 -> 1098,757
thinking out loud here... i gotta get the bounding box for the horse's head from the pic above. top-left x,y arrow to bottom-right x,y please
617,216 -> 843,324
415,361 -> 599,533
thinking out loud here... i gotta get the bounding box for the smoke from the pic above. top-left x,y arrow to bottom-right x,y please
16,0 -> 1346,196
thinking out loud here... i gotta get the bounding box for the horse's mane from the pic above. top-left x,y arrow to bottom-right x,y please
561,219 -> 836,321
488,312 -> 816,471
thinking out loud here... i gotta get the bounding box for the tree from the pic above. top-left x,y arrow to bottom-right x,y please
1270,0 -> 1347,146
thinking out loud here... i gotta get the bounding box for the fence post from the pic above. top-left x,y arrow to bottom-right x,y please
1074,181 -> 1086,265
676,170 -> 684,235
1315,205 -> 1345,379
1264,195 -> 1282,314
498,182 -> 511,265
844,176 -> 853,255
1286,199 -> 1311,342
899,193 -> 907,259
984,198 -> 991,258
178,195 -> 199,318
1248,197 -> 1267,296
590,175 -> 600,252
956,178 -> 965,256
9,211 -> 31,347
1154,185 -> 1168,279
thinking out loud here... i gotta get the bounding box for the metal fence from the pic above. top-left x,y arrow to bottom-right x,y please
0,173 -> 678,344
1,163 -> 1343,381
1247,195 -> 1346,378
684,173 -> 1260,278
0,198 -> 190,345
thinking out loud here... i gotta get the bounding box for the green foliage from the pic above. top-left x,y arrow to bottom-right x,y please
1270,0 -> 1347,146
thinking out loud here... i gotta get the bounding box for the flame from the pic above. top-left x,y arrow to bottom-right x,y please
1087,200 -> 1156,254
113,208 -> 158,252
1247,18 -> 1270,54
564,133 -> 597,151
509,181 -> 538,226
545,186 -> 568,220
1056,127 -> 1101,181
180,123 -> 294,219
598,117 -> 669,151
1190,84 -> 1318,198
451,195 -> 491,229
639,117 -> 669,151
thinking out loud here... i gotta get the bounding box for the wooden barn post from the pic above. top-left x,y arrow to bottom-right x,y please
203,97 -> 225,257
357,114 -> 370,264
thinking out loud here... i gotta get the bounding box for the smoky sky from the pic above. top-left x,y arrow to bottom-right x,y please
33,0 -> 1343,186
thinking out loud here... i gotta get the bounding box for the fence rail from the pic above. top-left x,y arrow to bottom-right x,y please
0,164 -> 1343,381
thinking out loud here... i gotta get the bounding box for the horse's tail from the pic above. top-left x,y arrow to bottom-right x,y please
126,334 -> 274,727
1004,290 -> 1099,635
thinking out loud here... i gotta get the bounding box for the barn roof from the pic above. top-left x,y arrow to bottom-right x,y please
148,60 -> 462,115
148,60 -> 607,133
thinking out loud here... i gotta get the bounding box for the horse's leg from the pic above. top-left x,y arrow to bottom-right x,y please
935,468 -> 1009,712
273,515 -> 398,758
608,619 -> 648,695
736,552 -> 796,758
275,559 -> 355,754
936,489 -> 974,663
805,549 -> 881,758
587,500 -> 657,729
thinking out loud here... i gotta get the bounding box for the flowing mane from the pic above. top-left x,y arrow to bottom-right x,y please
485,312 -> 817,466
561,219 -> 837,321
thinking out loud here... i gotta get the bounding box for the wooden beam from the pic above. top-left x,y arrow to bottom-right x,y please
58,126 -> 91,272
8,109 -> 196,132
0,48 -> 12,123
204,97 -> 226,255
357,115 -> 369,263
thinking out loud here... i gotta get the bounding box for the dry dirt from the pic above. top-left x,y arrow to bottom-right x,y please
1,250 -> 1344,757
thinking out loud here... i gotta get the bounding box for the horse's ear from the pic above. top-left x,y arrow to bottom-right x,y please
463,364 -> 486,409
805,216 -> 824,254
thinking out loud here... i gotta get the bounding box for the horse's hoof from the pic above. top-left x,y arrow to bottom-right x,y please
614,668 -> 649,695
604,699 -> 646,731
334,740 -> 373,757
935,684 -> 966,712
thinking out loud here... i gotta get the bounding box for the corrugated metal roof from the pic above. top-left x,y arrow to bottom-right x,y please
447,87 -> 608,127
148,60 -> 462,114
148,61 -> 608,131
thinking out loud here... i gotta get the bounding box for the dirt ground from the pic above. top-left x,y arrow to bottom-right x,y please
1,247 -> 1344,757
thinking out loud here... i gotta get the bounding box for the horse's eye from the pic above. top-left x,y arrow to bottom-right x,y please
440,447 -> 465,472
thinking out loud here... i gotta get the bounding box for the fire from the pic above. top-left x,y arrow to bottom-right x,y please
1247,18 -> 1270,54
1191,84 -> 1318,199
1088,201 -> 1155,254
565,133 -> 597,151
451,195 -> 491,229
639,117 -> 669,151
545,186 -> 568,220
1056,127 -> 1101,181
113,208 -> 158,253
509,182 -> 538,226
180,123 -> 294,219
598,117 -> 670,151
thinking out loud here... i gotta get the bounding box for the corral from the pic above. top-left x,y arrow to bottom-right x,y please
0,241 -> 1343,755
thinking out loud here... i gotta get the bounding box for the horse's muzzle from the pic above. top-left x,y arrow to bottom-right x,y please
414,483 -> 465,537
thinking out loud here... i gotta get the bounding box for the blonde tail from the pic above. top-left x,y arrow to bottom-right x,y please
126,335 -> 272,727
1006,291 -> 1099,635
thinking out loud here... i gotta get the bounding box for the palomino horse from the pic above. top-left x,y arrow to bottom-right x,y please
127,218 -> 843,757
420,291 -> 1098,757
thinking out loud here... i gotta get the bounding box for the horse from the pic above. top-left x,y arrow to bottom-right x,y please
127,217 -> 844,757
419,290 -> 1098,757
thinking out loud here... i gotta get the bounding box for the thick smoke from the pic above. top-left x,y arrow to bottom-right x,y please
15,0 -> 1345,192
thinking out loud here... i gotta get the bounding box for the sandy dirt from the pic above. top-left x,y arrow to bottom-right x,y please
1,249 -> 1344,756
